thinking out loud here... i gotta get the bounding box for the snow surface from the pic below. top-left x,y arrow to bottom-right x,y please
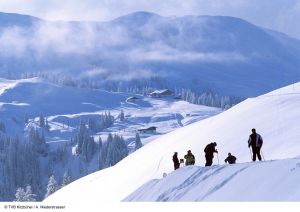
125,159 -> 300,201
46,82 -> 300,202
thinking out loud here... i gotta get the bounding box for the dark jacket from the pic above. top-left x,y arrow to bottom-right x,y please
173,154 -> 180,165
248,133 -> 263,148
204,143 -> 218,157
225,155 -> 236,164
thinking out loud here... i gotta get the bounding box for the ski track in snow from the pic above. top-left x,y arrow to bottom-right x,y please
156,165 -> 242,201
199,165 -> 250,201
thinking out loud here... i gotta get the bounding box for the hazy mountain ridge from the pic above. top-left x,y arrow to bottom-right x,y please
1,11 -> 300,99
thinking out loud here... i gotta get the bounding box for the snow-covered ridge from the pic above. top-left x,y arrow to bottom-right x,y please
46,81 -> 300,202
125,158 -> 300,201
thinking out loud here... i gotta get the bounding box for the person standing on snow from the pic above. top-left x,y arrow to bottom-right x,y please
224,153 -> 236,164
184,150 -> 195,166
172,152 -> 180,170
248,128 -> 263,161
204,142 -> 218,166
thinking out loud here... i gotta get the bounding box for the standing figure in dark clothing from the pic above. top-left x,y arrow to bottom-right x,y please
224,153 -> 237,164
204,142 -> 218,166
173,152 -> 180,170
248,128 -> 263,161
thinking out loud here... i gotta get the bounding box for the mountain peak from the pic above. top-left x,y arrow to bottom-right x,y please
111,11 -> 161,24
0,11 -> 41,27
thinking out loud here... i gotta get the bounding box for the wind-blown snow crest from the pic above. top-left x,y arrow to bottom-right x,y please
125,158 -> 300,201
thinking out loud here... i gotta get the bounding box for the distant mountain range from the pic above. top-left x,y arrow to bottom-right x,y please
1,11 -> 300,98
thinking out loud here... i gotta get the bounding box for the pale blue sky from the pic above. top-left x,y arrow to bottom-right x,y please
0,0 -> 300,39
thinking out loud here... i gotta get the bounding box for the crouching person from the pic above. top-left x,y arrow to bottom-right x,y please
184,150 -> 195,166
224,153 -> 236,164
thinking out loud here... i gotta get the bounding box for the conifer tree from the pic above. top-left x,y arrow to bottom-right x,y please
135,133 -> 143,151
44,175 -> 58,199
61,171 -> 72,188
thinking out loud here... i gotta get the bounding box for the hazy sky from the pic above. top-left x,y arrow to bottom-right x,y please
1,0 -> 300,39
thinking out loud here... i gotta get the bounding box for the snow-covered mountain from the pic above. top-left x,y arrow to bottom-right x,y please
0,77 -> 220,201
46,82 -> 300,202
1,11 -> 300,99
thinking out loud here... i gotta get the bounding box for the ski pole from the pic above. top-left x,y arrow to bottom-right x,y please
261,149 -> 265,161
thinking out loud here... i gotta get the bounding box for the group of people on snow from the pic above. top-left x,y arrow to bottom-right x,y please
172,128 -> 263,170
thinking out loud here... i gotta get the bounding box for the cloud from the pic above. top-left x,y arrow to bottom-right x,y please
77,67 -> 158,82
78,68 -> 108,78
105,69 -> 157,81
0,26 -> 28,57
128,45 -> 247,63
1,0 -> 299,39
0,20 -> 130,58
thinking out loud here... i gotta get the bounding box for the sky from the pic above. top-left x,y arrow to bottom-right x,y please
0,0 -> 300,40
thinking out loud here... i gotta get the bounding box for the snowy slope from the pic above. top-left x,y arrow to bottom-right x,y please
0,77 -> 126,135
125,158 -> 300,201
1,12 -> 300,98
0,77 -> 220,136
0,77 -> 220,151
46,82 -> 300,202
0,77 -> 221,201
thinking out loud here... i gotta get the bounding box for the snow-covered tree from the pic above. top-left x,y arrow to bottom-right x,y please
24,114 -> 29,125
99,112 -> 114,130
45,118 -> 50,131
97,137 -> 104,170
61,171 -> 72,188
56,143 -> 69,166
135,133 -> 143,151
105,134 -> 128,167
3,135 -> 41,201
104,133 -> 113,166
0,122 -> 6,133
44,175 -> 58,199
28,127 -> 48,155
119,110 -> 125,122
98,150 -> 104,170
39,113 -> 45,128
98,136 -> 103,149
76,120 -> 87,154
86,136 -> 96,162
16,185 -> 37,202
15,187 -> 26,202
175,88 -> 240,109
74,121 -> 97,162
88,118 -> 97,132
81,134 -> 96,162
100,137 -> 109,168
